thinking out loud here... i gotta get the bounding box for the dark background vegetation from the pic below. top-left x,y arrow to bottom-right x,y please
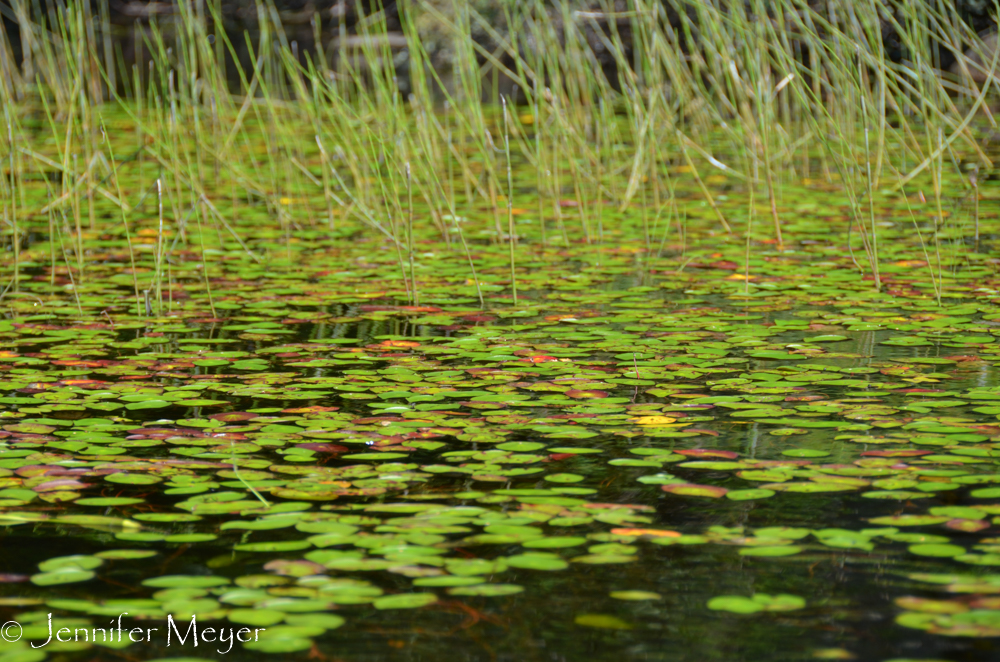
1,0 -> 999,98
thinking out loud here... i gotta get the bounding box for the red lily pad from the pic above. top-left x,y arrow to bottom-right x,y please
946,519 -> 990,533
675,449 -> 739,459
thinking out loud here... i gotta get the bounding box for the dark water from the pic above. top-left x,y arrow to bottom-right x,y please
1,281 -> 999,662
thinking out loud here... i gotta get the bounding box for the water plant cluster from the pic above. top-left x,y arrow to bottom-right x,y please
1,1 -> 1000,660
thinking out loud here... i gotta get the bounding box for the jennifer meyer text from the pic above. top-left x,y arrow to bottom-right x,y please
7,613 -> 266,654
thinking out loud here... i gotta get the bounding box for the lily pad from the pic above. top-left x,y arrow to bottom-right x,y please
372,593 -> 438,610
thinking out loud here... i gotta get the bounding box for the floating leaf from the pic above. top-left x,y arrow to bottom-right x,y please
228,609 -> 287,627
505,554 -> 569,571
31,568 -> 94,586
123,399 -> 173,410
142,576 -> 231,589
708,593 -> 806,614
413,576 -> 484,587
661,483 -> 728,498
574,614 -> 632,629
38,555 -> 103,572
609,528 -> 680,538
544,473 -> 585,484
781,449 -> 830,458
630,416 -> 677,426
76,497 -> 144,506
726,489 -> 776,501
523,537 -> 587,549
448,584 -> 524,596
372,593 -> 438,610
95,550 -> 157,560
707,596 -> 764,614
610,591 -> 661,600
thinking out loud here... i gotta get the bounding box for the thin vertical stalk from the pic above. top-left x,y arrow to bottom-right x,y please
406,162 -> 417,305
155,178 -> 164,317
503,97 -> 517,305
102,117 -> 142,316
862,95 -> 880,290
6,110 -> 18,293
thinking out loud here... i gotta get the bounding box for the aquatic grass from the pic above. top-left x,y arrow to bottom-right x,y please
502,97 -> 517,305
3,108 -> 19,296
154,178 -> 165,317
101,116 -> 142,316
0,0 -> 998,311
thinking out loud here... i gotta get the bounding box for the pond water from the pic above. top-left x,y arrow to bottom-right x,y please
3,262 -> 1000,662
1,91 -> 1000,660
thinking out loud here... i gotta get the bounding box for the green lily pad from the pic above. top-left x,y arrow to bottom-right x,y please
522,537 -> 587,549
506,554 -> 570,570
781,449 -> 831,458
909,544 -> 966,558
708,593 -> 806,614
574,614 -> 633,629
726,489 -> 777,501
124,400 -> 173,410
38,555 -> 103,572
413,576 -> 485,587
142,576 -> 231,589
95,550 -> 158,560
228,609 -> 287,627
610,590 -> 661,600
447,583 -> 524,596
31,568 -> 95,586
76,497 -> 145,506
372,593 -> 438,610
544,473 -> 584,483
